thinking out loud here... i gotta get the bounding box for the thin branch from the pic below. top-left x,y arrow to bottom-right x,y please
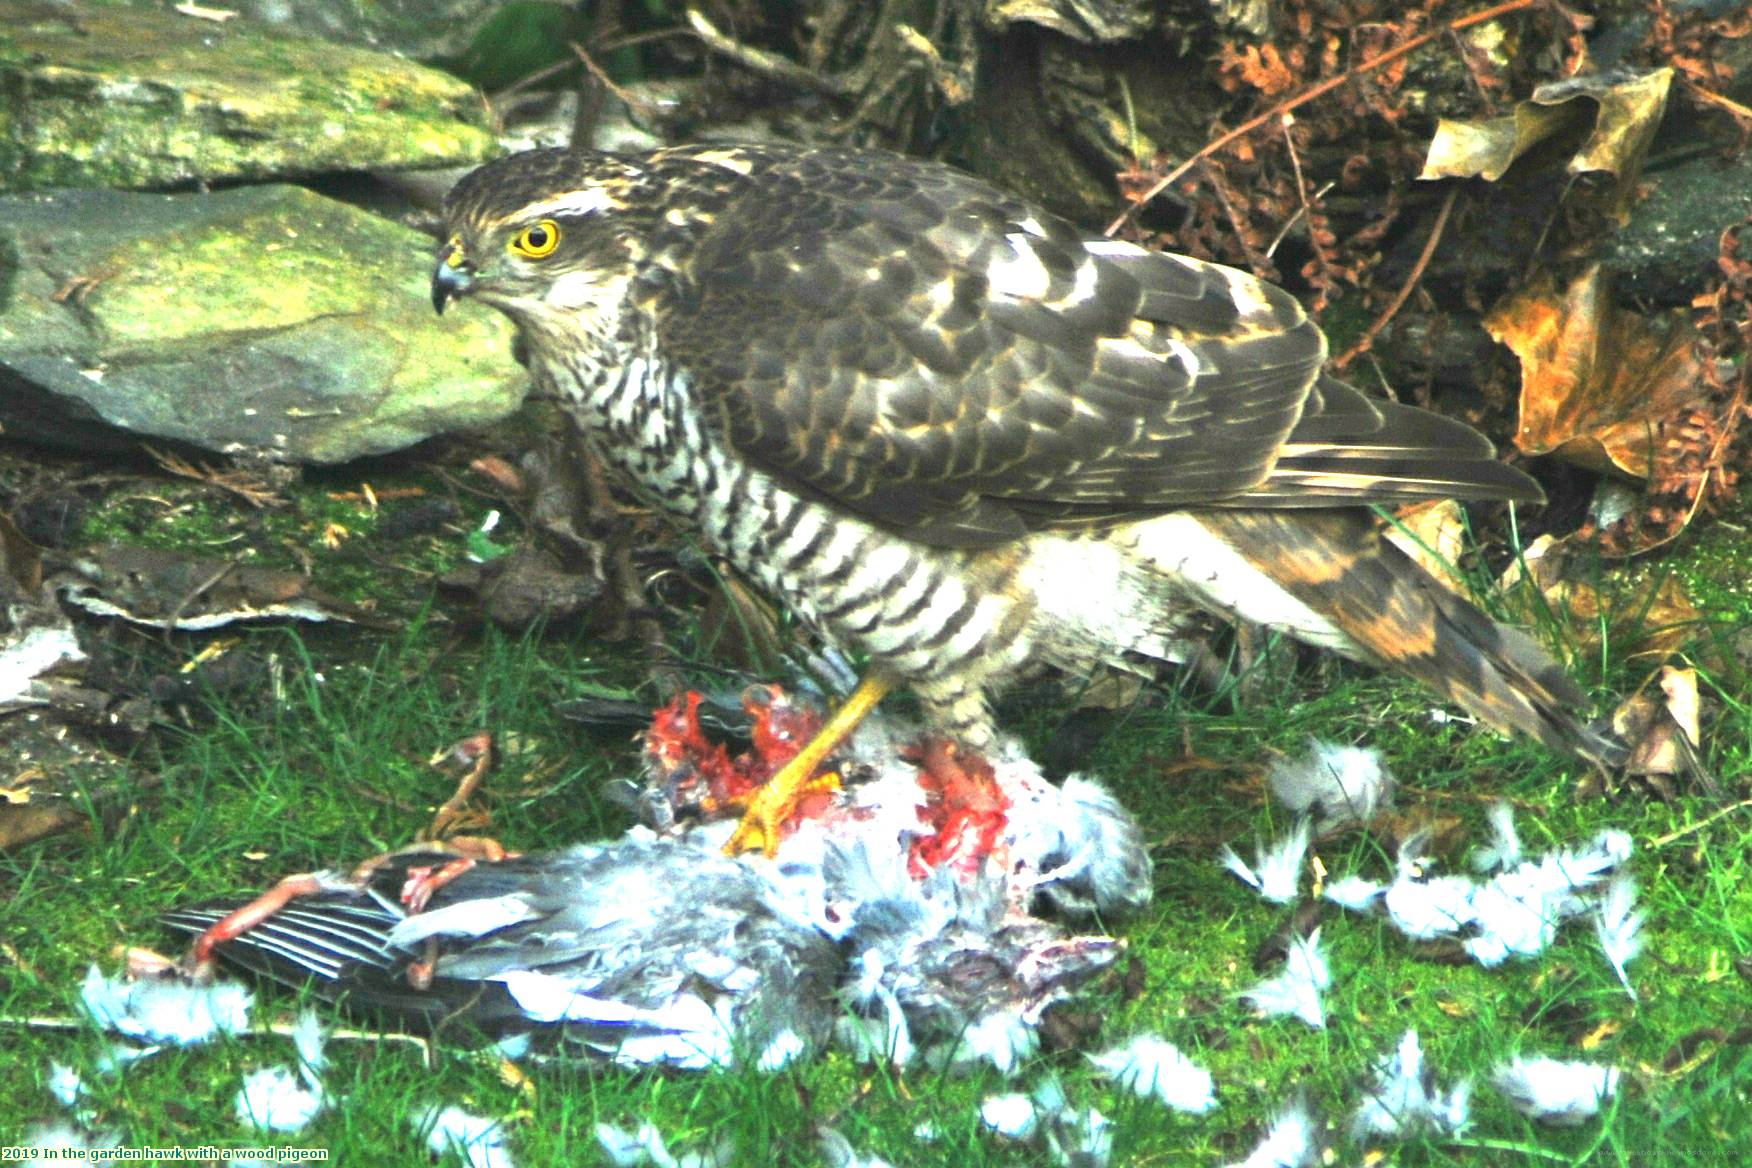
1278,114 -> 1338,299
1652,797 -> 1752,848
1331,183 -> 1459,370
1104,0 -> 1543,236
1199,158 -> 1274,279
570,40 -> 672,120
686,8 -> 852,96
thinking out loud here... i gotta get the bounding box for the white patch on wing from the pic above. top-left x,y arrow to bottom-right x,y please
1211,261 -> 1284,320
1057,258 -> 1100,307
1166,338 -> 1205,378
687,147 -> 755,175
388,894 -> 538,944
991,235 -> 1053,300
1081,238 -> 1152,259
923,277 -> 956,315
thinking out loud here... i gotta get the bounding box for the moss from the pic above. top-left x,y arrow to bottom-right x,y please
0,3 -> 495,192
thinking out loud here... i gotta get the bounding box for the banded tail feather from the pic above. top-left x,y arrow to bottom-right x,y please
1199,510 -> 1625,768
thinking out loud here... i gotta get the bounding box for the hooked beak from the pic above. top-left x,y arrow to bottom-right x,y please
431,240 -> 474,315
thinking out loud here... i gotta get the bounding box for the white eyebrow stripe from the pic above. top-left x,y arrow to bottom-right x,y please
519,188 -> 622,219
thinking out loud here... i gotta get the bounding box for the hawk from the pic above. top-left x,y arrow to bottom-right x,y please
431,144 -> 1618,853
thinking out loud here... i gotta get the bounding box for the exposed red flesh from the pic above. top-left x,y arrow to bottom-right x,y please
644,686 -> 828,814
906,739 -> 1011,878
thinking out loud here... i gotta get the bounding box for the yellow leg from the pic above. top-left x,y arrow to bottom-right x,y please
724,673 -> 894,857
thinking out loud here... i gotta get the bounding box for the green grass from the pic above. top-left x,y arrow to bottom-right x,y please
4,522 -> 1751,1165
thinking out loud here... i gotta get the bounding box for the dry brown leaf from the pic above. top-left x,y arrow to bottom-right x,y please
1543,574 -> 1701,663
1612,665 -> 1711,796
1485,266 -> 1709,480
1385,499 -> 1468,595
1421,68 -> 1672,221
1495,532 -> 1563,594
1420,99 -> 1573,182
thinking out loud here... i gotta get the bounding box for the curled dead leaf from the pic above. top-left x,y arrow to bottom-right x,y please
1421,68 -> 1672,222
1612,665 -> 1712,798
1486,266 -> 1709,481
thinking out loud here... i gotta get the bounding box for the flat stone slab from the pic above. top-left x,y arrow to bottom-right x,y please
0,184 -> 525,463
0,0 -> 497,192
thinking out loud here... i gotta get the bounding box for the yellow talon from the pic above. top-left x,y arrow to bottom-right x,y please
723,673 -> 893,856
723,768 -> 842,857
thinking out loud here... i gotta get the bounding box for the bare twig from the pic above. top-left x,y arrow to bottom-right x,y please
1651,797 -> 1752,848
1684,80 -> 1752,136
1331,183 -> 1460,370
1104,0 -> 1543,235
686,8 -> 852,95
142,445 -> 280,509
1277,115 -> 1339,297
1199,159 -> 1274,280
570,40 -> 672,119
893,23 -> 971,105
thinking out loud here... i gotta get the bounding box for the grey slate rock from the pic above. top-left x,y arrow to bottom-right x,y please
0,185 -> 525,463
0,0 -> 497,193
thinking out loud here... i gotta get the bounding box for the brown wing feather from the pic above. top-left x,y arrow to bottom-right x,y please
649,145 -> 1536,548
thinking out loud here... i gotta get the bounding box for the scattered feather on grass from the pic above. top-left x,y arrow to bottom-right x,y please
1225,1096 -> 1320,1168
233,1009 -> 331,1133
17,1122 -> 122,1154
1383,836 -> 1477,940
1350,1030 -> 1471,1140
1491,1056 -> 1619,1126
1323,875 -> 1384,912
835,986 -> 914,1069
1267,741 -> 1394,828
1550,830 -> 1633,887
1595,875 -> 1646,998
1219,817 -> 1311,904
1043,1105 -> 1111,1168
94,1042 -> 160,1076
1086,1033 -> 1216,1113
79,965 -> 251,1046
1463,865 -> 1563,967
980,1092 -> 1039,1139
933,1007 -> 1038,1076
594,1122 -> 731,1168
47,1063 -> 86,1110
1469,803 -> 1523,873
418,1105 -> 517,1168
234,1065 -> 326,1133
757,1027 -> 809,1071
1241,929 -> 1330,1029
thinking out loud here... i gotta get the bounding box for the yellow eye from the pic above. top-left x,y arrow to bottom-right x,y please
510,219 -> 561,259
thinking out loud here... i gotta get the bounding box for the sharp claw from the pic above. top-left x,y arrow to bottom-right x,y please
722,770 -> 842,857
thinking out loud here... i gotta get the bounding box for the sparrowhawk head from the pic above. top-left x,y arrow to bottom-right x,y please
431,148 -> 653,325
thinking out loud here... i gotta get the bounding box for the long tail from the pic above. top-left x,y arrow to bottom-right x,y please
1191,510 -> 1624,768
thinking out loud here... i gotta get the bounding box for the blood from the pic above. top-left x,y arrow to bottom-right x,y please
905,738 -> 1011,879
644,686 -> 826,812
